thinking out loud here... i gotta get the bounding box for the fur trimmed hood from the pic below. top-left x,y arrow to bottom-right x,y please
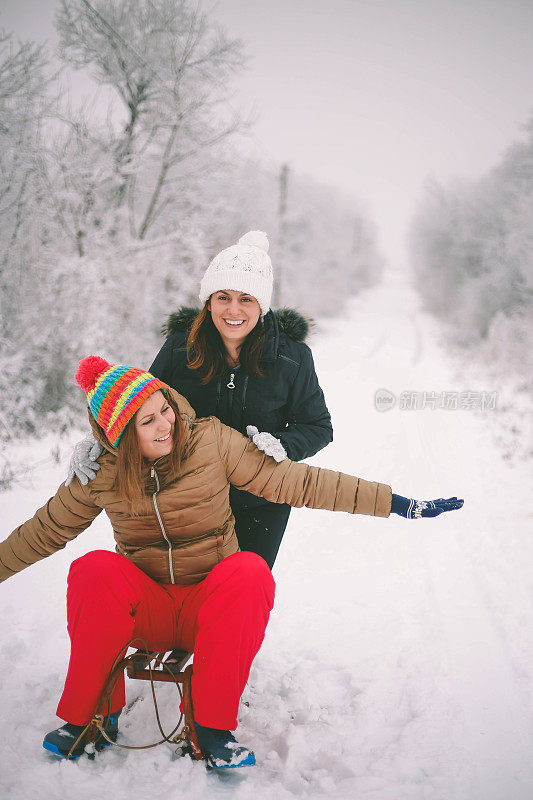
162,307 -> 312,344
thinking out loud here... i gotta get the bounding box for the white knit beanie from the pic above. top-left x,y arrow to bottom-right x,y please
199,230 -> 273,315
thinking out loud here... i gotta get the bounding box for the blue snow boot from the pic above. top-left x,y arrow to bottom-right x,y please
194,723 -> 255,769
43,710 -> 121,759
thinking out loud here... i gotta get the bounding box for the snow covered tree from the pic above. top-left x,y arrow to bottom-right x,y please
409,119 -> 533,400
0,32 -> 60,440
55,0 -> 246,240
37,109 -> 118,256
1,7 -> 384,444
0,32 -> 51,339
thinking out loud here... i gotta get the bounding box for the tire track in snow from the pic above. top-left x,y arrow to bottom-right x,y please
408,402 -> 533,800
312,276 -> 533,799
387,279 -> 533,799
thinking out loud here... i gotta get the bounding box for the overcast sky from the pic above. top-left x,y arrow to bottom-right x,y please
2,0 -> 533,266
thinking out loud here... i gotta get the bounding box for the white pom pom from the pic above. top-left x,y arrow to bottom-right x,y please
238,230 -> 269,253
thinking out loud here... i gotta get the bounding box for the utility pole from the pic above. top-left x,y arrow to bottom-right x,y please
352,215 -> 362,254
273,163 -> 289,308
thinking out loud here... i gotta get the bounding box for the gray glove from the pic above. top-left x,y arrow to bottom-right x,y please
246,425 -> 288,463
66,434 -> 103,486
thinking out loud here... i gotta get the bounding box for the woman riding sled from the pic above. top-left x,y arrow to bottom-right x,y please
68,231 -> 333,569
0,356 -> 463,769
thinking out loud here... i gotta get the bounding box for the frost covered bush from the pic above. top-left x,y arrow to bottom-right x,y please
478,312 -> 533,388
409,121 -> 533,392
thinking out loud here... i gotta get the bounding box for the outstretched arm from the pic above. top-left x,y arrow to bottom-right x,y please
0,480 -> 102,583
216,420 -> 464,520
216,419 -> 391,517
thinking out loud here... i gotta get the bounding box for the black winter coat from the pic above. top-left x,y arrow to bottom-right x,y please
149,308 -> 333,463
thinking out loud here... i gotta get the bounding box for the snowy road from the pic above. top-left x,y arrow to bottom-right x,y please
1,275 -> 532,799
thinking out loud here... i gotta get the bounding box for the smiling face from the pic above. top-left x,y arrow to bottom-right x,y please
134,390 -> 176,460
208,289 -> 262,350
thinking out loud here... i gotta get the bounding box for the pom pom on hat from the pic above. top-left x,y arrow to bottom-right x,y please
75,355 -> 165,446
199,229 -> 274,314
75,355 -> 111,393
238,230 -> 270,252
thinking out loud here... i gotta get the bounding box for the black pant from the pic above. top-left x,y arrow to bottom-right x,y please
230,488 -> 291,569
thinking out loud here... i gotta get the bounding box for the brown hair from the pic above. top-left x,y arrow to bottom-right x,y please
186,301 -> 265,383
113,388 -> 185,508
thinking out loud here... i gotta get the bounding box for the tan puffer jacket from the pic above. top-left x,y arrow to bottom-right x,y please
0,390 -> 391,585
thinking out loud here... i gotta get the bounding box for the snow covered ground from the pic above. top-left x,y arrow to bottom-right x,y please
1,274 -> 532,799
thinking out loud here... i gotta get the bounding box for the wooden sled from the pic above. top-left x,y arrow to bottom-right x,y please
83,646 -> 203,760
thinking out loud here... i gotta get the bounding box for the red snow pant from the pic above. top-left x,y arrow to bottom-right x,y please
56,550 -> 275,729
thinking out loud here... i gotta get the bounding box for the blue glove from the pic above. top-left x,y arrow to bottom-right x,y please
391,494 -> 464,519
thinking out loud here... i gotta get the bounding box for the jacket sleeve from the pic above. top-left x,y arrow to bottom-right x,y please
275,344 -> 333,461
0,480 -> 103,583
215,420 -> 391,517
149,334 -> 175,383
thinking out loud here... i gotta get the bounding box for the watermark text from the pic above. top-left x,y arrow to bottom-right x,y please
374,389 -> 498,412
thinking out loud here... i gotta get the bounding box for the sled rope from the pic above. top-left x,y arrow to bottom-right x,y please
67,638 -> 195,759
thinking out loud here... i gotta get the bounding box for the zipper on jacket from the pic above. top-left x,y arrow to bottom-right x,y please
227,373 -> 235,422
241,375 -> 249,410
150,466 -> 175,584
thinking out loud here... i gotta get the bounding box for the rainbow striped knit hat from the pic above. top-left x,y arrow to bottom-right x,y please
75,356 -> 165,446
